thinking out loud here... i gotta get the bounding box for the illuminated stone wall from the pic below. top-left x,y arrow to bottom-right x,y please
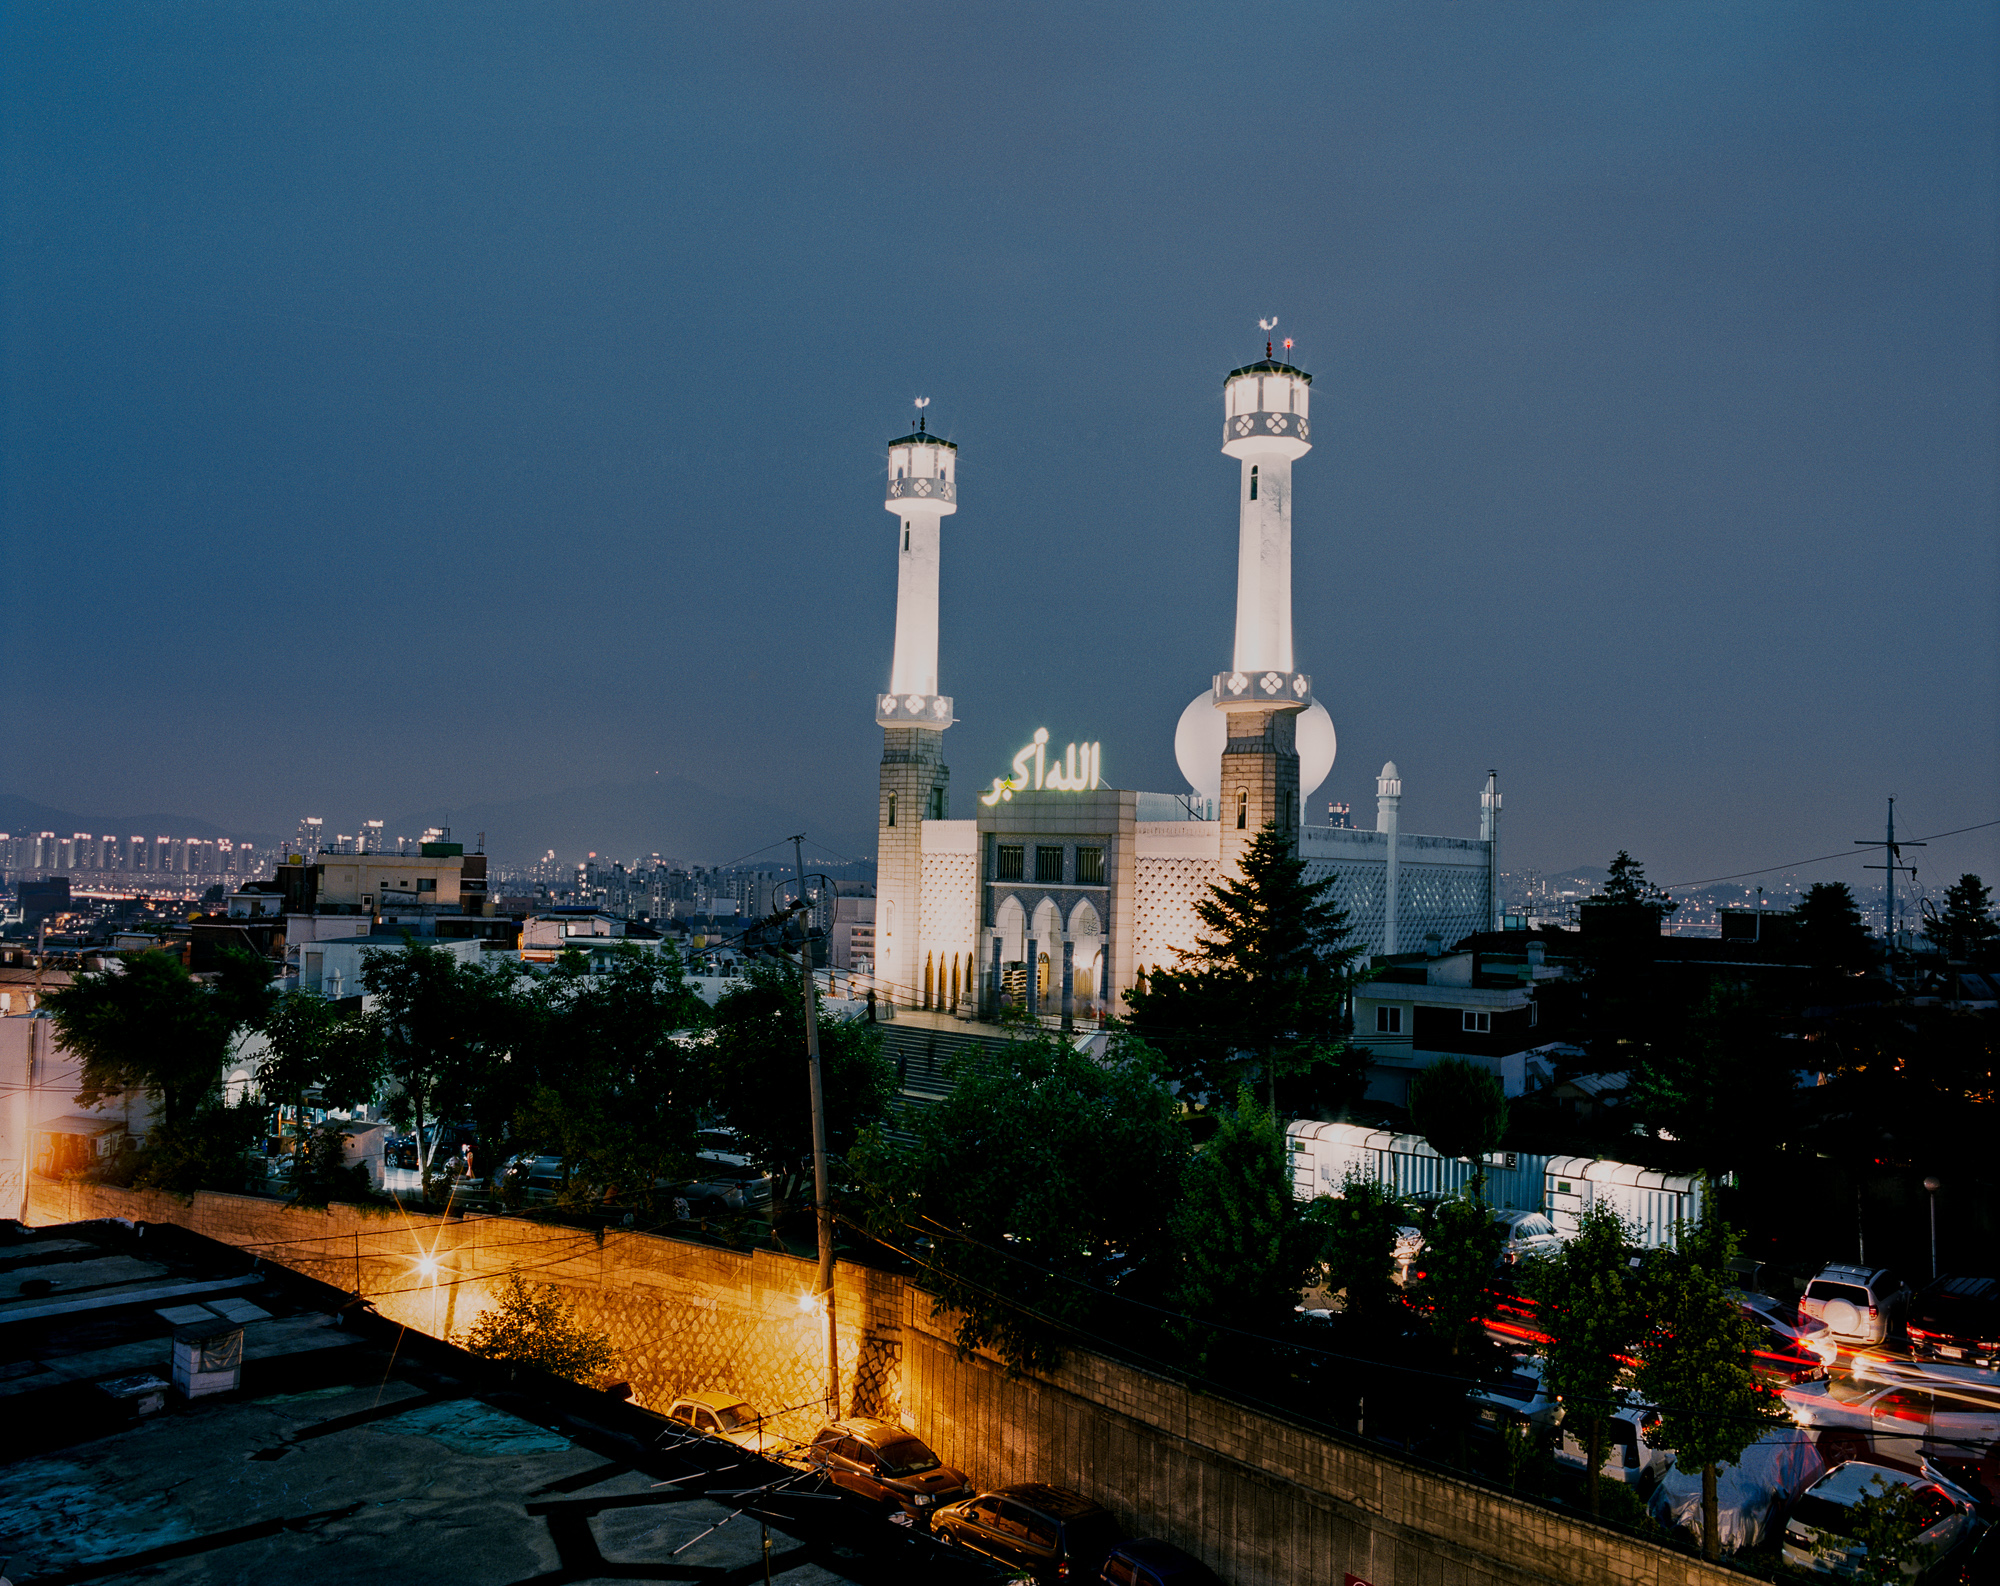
25,1179 -> 900,1450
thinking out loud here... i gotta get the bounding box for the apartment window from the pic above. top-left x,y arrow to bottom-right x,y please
1528,1002 -> 1538,1027
416,877 -> 437,893
1249,464 -> 1259,501
1076,847 -> 1104,885
886,793 -> 896,828
1035,846 -> 1064,883
1462,1010 -> 1491,1034
996,844 -> 1024,881
1375,1006 -> 1403,1035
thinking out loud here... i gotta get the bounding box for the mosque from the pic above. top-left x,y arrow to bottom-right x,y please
868,345 -> 1504,1035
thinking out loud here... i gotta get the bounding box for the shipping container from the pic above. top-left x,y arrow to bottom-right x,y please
1543,1156 -> 1707,1250
1285,1121 -> 1707,1250
1285,1121 -> 1549,1215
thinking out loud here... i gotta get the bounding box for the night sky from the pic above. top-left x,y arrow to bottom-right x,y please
5,3 -> 1995,887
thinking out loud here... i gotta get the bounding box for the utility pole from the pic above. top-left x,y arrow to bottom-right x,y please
1856,798 -> 1923,983
790,835 -> 838,1417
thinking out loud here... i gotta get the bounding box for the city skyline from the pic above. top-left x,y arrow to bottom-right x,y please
4,3 -> 1994,888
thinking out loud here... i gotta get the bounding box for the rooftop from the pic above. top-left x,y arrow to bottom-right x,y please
0,1218 -> 993,1585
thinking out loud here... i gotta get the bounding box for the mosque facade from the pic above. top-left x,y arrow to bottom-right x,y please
869,352 -> 1504,1030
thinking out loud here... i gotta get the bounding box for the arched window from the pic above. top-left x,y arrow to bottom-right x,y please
903,526 -> 910,551
887,793 -> 897,828
1236,789 -> 1248,829
897,467 -> 904,479
923,952 -> 934,1010
1249,465 -> 1259,501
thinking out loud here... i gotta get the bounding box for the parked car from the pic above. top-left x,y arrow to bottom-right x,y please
665,1392 -> 781,1455
1781,1460 -> 1979,1578
1492,1209 -> 1564,1269
1100,1537 -> 1222,1585
932,1483 -> 1123,1580
1556,1395 -> 1670,1486
1783,1374 -> 2000,1466
1468,1357 -> 1563,1441
802,1417 -> 969,1522
1908,1276 -> 2000,1370
1738,1291 -> 1840,1371
1800,1264 -> 1913,1348
670,1157 -> 773,1216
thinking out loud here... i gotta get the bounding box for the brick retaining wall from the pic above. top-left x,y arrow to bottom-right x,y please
27,1178 -> 1754,1586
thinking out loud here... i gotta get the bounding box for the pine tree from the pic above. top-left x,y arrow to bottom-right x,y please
1600,851 -> 1678,915
1795,882 -> 1874,977
1926,873 -> 1997,964
1170,1090 -> 1309,1378
1123,821 -> 1365,1112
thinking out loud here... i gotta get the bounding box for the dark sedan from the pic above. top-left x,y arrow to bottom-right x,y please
933,1483 -> 1122,1580
802,1418 -> 969,1522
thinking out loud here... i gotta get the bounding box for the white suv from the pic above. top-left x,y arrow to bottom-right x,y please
1799,1264 -> 1912,1348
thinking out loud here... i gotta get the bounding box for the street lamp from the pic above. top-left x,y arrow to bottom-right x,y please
1923,1176 -> 1941,1281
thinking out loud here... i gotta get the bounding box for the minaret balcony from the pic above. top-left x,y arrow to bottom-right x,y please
1213,670 -> 1311,710
1221,412 -> 1312,460
886,476 -> 957,504
877,691 -> 954,728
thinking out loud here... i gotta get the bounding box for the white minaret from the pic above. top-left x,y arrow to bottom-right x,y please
1214,337 -> 1313,871
1377,761 -> 1402,956
875,403 -> 956,1006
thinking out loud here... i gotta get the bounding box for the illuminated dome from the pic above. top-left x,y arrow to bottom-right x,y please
1174,692 -> 1335,803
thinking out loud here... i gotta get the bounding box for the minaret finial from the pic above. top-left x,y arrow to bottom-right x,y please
1259,315 -> 1277,360
914,395 -> 929,434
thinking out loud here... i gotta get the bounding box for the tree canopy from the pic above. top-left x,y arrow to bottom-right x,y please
1407,1057 -> 1508,1178
1122,820 -> 1366,1112
1926,873 -> 1997,964
707,959 -> 893,1212
516,941 -> 708,1211
852,1028 -> 1187,1375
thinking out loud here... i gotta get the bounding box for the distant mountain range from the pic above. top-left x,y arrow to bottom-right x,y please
0,793 -> 275,845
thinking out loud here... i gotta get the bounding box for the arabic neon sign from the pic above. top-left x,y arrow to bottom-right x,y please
980,728 -> 1103,805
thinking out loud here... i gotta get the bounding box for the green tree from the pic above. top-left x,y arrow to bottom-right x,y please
1516,1202 -> 1642,1518
1625,983 -> 1792,1175
284,1120 -> 375,1209
360,941 -> 525,1201
1846,1474 -> 1941,1586
256,991 -> 386,1117
852,1028 -> 1187,1375
1301,1171 -> 1406,1328
1926,873 -> 1997,965
457,1272 -> 617,1384
1795,882 -> 1874,979
1600,851 -> 1678,914
48,949 -> 272,1125
708,960 -> 893,1218
1408,1057 -> 1508,1199
1123,821 -> 1366,1112
1630,1215 -> 1788,1561
1169,1090 -> 1311,1377
517,942 -> 708,1212
1403,1194 -> 1506,1459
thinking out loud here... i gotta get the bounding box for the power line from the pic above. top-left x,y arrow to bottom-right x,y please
1660,817 -> 2000,892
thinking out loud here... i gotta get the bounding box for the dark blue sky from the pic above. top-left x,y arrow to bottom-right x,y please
4,2 -> 1995,886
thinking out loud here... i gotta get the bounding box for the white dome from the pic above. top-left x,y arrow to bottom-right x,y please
1174,694 -> 1336,803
